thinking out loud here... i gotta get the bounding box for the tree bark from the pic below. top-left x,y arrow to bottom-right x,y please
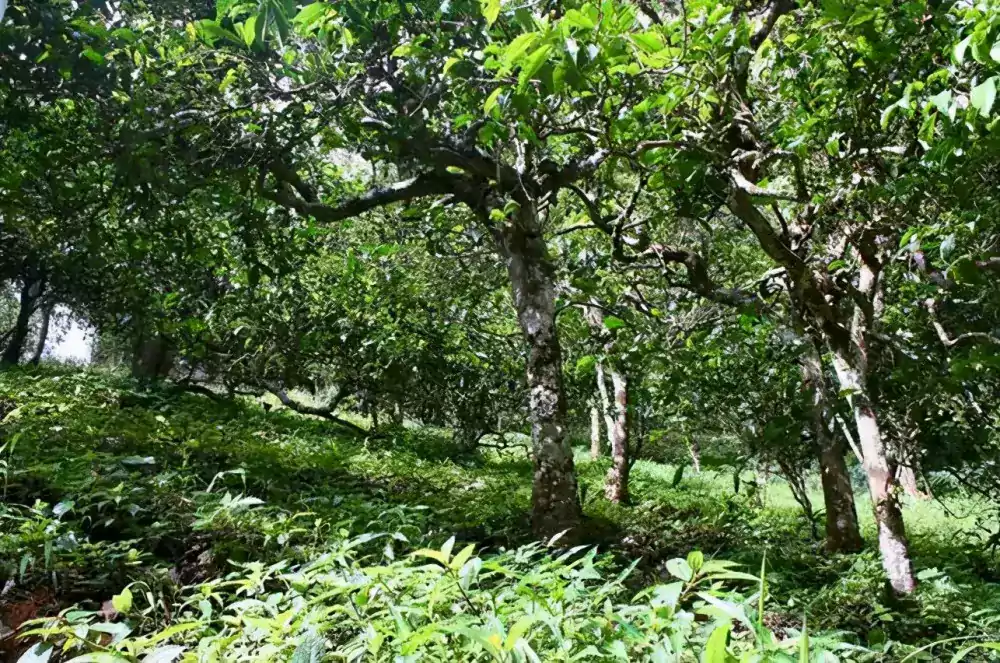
595,360 -> 615,451
829,257 -> 914,594
604,367 -> 630,504
590,401 -> 602,459
832,347 -> 914,593
687,436 -> 701,474
1,277 -> 42,367
131,332 -> 173,380
801,337 -> 863,552
501,202 -> 582,537
897,464 -> 930,500
28,304 -> 52,366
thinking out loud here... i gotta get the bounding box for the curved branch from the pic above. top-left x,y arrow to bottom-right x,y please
263,170 -> 458,223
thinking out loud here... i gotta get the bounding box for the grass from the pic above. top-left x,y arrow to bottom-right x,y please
2,366 -> 1000,660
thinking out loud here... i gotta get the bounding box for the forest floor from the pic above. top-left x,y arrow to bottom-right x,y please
2,367 -> 1000,661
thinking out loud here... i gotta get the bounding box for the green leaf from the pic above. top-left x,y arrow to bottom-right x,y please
954,35 -> 972,64
291,633 -> 325,663
970,77 -> 996,118
481,0 -> 501,26
603,316 -> 625,330
292,3 -> 329,27
562,9 -> 596,29
241,16 -> 258,46
450,543 -> 476,570
929,90 -> 952,115
665,558 -> 692,581
412,548 -> 449,565
16,643 -> 54,663
940,234 -> 956,261
703,624 -> 731,663
81,48 -> 105,65
484,87 -> 504,115
111,587 -> 133,614
633,31 -> 664,54
992,41 -> 1000,63
687,550 -> 704,572
504,615 -> 536,650
518,44 -> 552,91
502,32 -> 540,69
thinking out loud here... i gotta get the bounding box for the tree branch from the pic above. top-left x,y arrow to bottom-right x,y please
264,170 -> 458,223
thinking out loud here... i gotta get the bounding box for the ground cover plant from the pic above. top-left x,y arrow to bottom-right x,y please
5,0 -> 1000,659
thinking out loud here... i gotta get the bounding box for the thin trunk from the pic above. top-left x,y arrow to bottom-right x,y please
595,361 -> 615,451
801,337 -> 863,552
1,277 -> 41,367
832,348 -> 914,593
28,305 -> 53,366
502,204 -> 581,537
687,436 -> 701,474
604,367 -> 630,504
830,256 -> 914,594
590,402 -> 601,459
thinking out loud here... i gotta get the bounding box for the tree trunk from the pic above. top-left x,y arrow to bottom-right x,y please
1,277 -> 42,367
686,436 -> 701,474
501,205 -> 581,538
604,367 -> 630,504
801,338 -> 863,552
595,361 -> 615,451
832,349 -> 914,593
132,332 -> 173,380
590,402 -> 601,459
28,304 -> 53,366
897,464 -> 930,500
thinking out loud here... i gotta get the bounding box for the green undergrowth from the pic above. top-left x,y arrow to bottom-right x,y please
1,368 -> 999,661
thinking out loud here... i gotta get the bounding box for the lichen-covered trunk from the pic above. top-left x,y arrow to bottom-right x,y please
801,339 -> 863,552
595,361 -> 615,451
832,350 -> 914,593
1,277 -> 41,367
604,367 -> 630,504
590,402 -> 602,459
502,204 -> 581,538
28,304 -> 52,366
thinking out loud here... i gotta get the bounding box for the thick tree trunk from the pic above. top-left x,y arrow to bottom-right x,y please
132,332 -> 173,380
502,205 -> 581,537
590,402 -> 602,459
832,350 -> 915,593
595,361 -> 615,451
801,338 -> 863,552
1,277 -> 42,367
604,367 -> 630,504
28,304 -> 52,366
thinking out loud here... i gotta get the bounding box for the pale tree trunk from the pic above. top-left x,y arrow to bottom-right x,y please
28,304 -> 53,366
604,367 -> 630,503
897,464 -> 930,500
830,260 -> 914,594
1,277 -> 43,367
590,401 -> 602,459
801,337 -> 863,552
595,360 -> 615,451
501,203 -> 581,537
686,436 -> 701,474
